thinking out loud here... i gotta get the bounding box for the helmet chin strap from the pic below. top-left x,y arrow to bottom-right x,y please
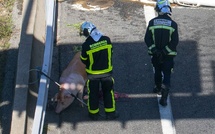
90,27 -> 96,34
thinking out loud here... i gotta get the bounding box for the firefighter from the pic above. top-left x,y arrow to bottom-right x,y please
144,0 -> 179,106
79,21 -> 119,120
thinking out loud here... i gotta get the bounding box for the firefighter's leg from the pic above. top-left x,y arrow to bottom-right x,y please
101,76 -> 119,120
159,84 -> 169,106
152,56 -> 162,94
153,67 -> 162,94
159,59 -> 174,106
87,79 -> 100,120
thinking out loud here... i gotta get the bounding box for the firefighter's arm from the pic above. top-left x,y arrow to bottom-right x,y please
80,46 -> 88,65
80,54 -> 87,64
144,21 -> 157,55
162,25 -> 179,56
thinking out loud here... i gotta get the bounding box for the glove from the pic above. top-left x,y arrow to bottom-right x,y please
152,49 -> 165,63
158,52 -> 164,63
158,50 -> 167,63
152,49 -> 162,57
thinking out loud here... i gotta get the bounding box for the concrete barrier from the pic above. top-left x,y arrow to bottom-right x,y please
10,0 -> 39,133
10,0 -> 54,133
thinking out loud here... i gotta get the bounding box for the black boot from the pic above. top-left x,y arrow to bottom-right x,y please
153,85 -> 161,95
159,85 -> 169,106
153,84 -> 161,95
106,111 -> 119,120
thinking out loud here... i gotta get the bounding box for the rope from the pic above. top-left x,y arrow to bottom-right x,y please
28,68 -> 42,85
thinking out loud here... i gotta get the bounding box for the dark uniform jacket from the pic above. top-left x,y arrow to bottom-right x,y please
80,36 -> 113,79
144,14 -> 179,57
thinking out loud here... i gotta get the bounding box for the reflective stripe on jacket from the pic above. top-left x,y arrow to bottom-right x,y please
80,36 -> 113,76
144,14 -> 179,56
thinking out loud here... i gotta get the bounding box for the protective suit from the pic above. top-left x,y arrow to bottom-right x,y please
144,0 -> 179,106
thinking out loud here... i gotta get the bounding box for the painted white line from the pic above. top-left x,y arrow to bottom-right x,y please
143,5 -> 176,134
143,5 -> 156,26
157,95 -> 176,134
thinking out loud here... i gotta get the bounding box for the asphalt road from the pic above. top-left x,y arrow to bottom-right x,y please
2,0 -> 213,134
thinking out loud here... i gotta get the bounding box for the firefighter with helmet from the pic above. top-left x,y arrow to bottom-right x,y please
80,21 -> 119,120
144,0 -> 179,106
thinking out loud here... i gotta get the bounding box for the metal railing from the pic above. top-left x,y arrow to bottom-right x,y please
32,0 -> 56,133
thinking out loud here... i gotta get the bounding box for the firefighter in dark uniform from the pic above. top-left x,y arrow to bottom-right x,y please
144,0 -> 179,106
80,21 -> 119,120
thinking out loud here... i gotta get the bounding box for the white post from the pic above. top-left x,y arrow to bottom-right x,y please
31,0 -> 56,133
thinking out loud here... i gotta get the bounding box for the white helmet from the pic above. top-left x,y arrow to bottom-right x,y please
80,21 -> 103,41
155,0 -> 172,15
80,21 -> 96,37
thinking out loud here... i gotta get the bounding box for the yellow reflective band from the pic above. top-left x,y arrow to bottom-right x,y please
87,44 -> 112,54
89,108 -> 99,114
148,50 -> 153,54
88,52 -> 94,72
105,108 -> 115,113
165,45 -> 172,52
169,27 -> 174,41
148,44 -> 155,54
104,90 -> 115,112
87,80 -> 90,109
149,44 -> 155,50
165,46 -> 177,55
149,25 -> 175,52
111,77 -> 115,84
87,79 -> 100,114
171,68 -> 174,73
151,29 -> 155,43
80,55 -> 87,60
86,45 -> 112,74
168,52 -> 177,55
149,25 -> 175,31
90,40 -> 107,49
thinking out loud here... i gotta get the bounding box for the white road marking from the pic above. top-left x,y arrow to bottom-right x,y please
143,5 -> 176,134
143,5 -> 156,26
157,95 -> 176,134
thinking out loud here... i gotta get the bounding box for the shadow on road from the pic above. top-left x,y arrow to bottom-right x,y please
43,39 -> 215,131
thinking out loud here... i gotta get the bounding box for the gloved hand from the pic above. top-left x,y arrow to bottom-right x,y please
152,49 -> 165,63
158,52 -> 164,63
152,49 -> 162,57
